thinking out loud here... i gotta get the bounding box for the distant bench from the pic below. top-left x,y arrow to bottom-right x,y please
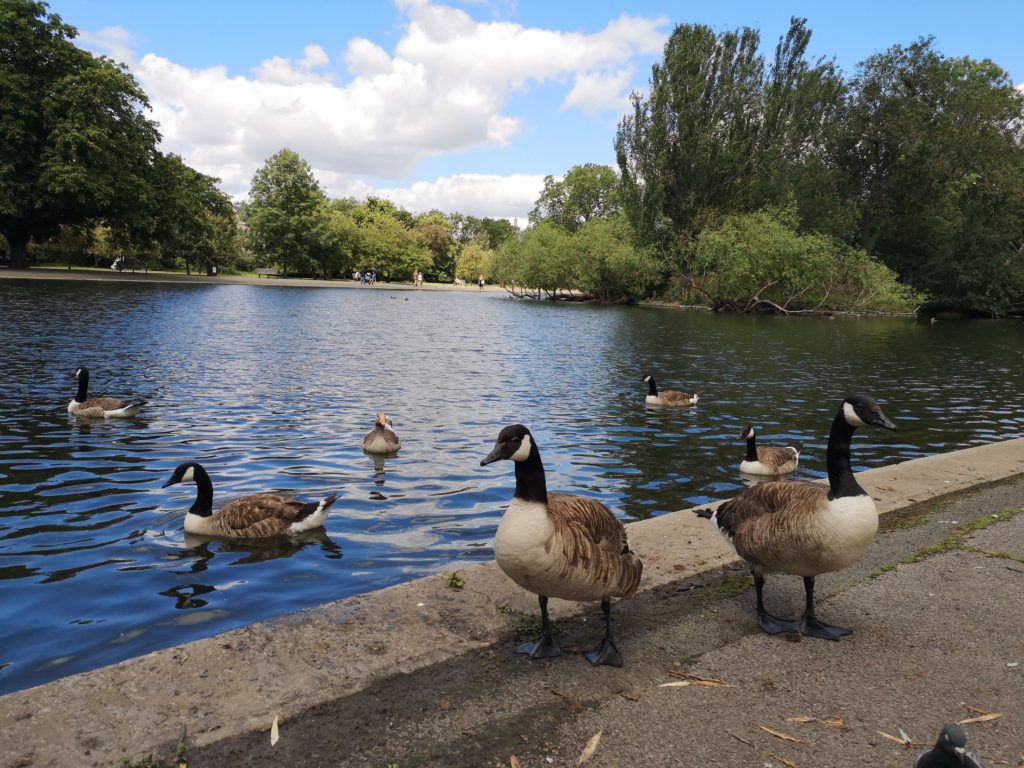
256,268 -> 281,278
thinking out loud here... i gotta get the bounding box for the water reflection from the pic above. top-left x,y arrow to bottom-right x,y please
1,280 -> 1023,694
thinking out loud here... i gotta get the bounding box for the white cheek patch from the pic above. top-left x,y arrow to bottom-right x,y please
181,466 -> 195,483
843,402 -> 866,427
510,434 -> 533,462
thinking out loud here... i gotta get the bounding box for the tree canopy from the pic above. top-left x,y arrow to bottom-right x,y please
1,0 -> 162,268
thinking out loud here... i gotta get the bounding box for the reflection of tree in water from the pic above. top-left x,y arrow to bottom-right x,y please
158,529 -> 342,608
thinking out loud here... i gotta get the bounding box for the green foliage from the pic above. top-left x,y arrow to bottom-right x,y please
441,570 -> 465,589
413,210 -> 456,280
694,209 -> 922,312
841,38 -> 1024,314
455,239 -> 492,281
1,0 -> 162,267
349,198 -> 431,281
572,215 -> 663,302
529,163 -> 620,231
244,149 -> 326,276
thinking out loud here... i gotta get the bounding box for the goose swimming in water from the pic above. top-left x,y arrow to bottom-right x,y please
738,425 -> 803,475
68,366 -> 146,418
643,375 -> 702,406
161,462 -> 337,538
697,394 -> 896,640
481,424 -> 643,667
362,412 -> 401,454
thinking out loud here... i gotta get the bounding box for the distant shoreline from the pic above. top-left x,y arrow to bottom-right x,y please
0,267 -> 503,292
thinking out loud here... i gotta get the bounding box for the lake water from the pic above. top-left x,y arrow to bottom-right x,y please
1,278 -> 1023,695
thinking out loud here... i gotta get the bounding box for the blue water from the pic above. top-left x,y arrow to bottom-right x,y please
1,278 -> 1022,695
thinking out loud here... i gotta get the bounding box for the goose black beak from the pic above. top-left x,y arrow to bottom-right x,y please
870,412 -> 897,430
480,444 -> 504,466
161,476 -> 178,488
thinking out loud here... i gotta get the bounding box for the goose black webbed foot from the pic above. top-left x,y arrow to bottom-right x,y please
757,610 -> 799,635
582,637 -> 623,667
799,615 -> 852,641
517,633 -> 561,659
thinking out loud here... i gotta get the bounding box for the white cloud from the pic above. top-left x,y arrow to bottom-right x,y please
82,2 -> 667,217
77,26 -> 137,67
325,172 -> 545,223
562,68 -> 634,115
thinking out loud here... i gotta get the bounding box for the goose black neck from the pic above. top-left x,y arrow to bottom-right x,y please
74,371 -> 89,403
744,433 -> 759,462
513,444 -> 548,504
189,464 -> 214,516
826,411 -> 865,499
646,378 -> 658,396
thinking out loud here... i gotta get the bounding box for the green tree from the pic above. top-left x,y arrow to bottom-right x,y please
573,215 -> 663,302
694,209 -> 920,313
455,239 -> 492,281
308,202 -> 359,279
615,18 -> 843,272
490,222 -> 577,297
528,163 -> 621,231
351,198 -> 430,281
413,210 -> 456,280
149,153 -> 234,275
840,39 -> 1024,313
1,0 -> 162,268
244,149 -> 326,276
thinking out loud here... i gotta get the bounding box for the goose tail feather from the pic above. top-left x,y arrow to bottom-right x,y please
292,492 -> 337,532
107,400 -> 147,417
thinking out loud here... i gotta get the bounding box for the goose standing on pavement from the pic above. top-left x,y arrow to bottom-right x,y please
362,412 -> 401,454
643,375 -> 702,406
915,724 -> 985,767
738,426 -> 803,475
161,462 -> 337,538
68,366 -> 146,418
697,394 -> 896,640
480,424 -> 643,667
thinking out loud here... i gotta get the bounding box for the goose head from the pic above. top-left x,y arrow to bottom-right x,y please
841,394 -> 896,430
74,366 -> 87,380
162,462 -> 202,488
480,424 -> 535,465
375,412 -> 395,431
642,375 -> 653,384
739,425 -> 755,440
932,723 -> 970,764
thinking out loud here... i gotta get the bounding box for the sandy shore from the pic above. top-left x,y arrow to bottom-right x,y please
0,266 -> 504,292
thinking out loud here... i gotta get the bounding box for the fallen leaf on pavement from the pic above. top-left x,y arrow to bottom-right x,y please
875,730 -> 911,746
962,704 -> 990,715
510,756 -> 520,768
665,672 -> 736,687
579,730 -> 602,764
958,713 -> 1004,725
771,755 -> 799,768
758,726 -> 805,744
270,716 -> 279,747
784,716 -> 842,728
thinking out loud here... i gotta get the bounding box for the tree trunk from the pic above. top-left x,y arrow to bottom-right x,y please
7,234 -> 30,269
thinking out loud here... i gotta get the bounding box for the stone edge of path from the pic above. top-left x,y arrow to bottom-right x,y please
1,438 -> 1022,767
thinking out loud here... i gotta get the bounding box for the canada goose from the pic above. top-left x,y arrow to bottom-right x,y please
642,375 -> 702,406
161,462 -> 337,538
915,724 -> 985,768
738,426 -> 803,475
696,394 -> 896,640
362,412 -> 401,454
480,424 -> 643,667
68,366 -> 146,418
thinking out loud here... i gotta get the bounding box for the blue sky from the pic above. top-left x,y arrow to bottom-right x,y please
54,0 -> 1024,223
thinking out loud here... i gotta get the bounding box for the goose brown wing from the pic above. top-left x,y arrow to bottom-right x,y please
80,396 -> 125,411
212,494 -> 304,537
756,446 -> 799,472
716,481 -> 827,560
547,492 -> 643,596
657,389 -> 691,405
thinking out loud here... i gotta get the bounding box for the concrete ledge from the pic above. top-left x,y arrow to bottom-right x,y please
1,438 -> 1022,767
